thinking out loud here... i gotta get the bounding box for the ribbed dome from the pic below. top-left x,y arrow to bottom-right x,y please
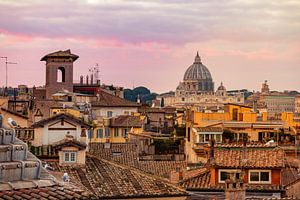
217,82 -> 226,91
183,52 -> 212,81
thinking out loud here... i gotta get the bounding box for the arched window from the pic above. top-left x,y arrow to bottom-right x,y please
57,67 -> 65,82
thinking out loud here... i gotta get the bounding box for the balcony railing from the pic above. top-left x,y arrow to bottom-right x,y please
15,127 -> 34,141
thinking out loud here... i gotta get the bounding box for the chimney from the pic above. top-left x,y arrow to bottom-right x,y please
169,169 -> 183,184
90,74 -> 93,85
86,75 -> 89,85
253,100 -> 257,112
225,172 -> 245,200
97,80 -> 101,85
80,75 -> 83,85
209,139 -> 215,164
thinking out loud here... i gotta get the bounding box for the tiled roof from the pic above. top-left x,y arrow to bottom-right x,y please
41,49 -> 79,61
195,127 -> 223,132
1,108 -> 28,119
213,147 -> 285,168
31,113 -> 91,128
0,184 -> 92,200
214,143 -> 276,148
52,136 -> 87,150
281,167 -> 300,186
46,156 -> 188,199
91,90 -> 140,107
89,143 -> 187,178
111,115 -> 144,127
179,170 -> 211,189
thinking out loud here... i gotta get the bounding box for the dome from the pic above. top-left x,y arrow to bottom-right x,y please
217,82 -> 226,91
183,52 -> 212,81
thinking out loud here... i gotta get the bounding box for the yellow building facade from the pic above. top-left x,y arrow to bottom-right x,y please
89,115 -> 145,143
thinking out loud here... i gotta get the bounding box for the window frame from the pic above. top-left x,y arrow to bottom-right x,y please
122,128 -> 128,138
218,169 -> 241,183
107,111 -> 113,118
105,127 -> 111,138
64,151 -> 77,163
97,128 -> 103,138
114,128 -> 119,137
248,170 -> 271,184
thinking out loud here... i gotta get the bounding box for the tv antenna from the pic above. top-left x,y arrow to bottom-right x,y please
89,63 -> 100,84
0,56 -> 17,88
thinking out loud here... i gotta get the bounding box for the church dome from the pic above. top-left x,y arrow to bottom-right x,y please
183,52 -> 212,81
217,82 -> 226,91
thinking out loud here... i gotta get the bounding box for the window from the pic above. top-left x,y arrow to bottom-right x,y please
218,169 -> 241,183
197,134 -> 222,143
97,129 -> 103,138
122,128 -> 127,138
57,67 -> 65,82
88,129 -> 93,139
249,170 -> 271,184
105,127 -> 110,138
64,152 -> 77,163
114,128 -> 119,137
107,111 -> 113,117
215,134 -> 221,143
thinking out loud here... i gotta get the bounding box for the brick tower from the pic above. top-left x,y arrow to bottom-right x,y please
41,49 -> 79,99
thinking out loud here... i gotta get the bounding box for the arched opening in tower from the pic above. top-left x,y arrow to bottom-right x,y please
57,67 -> 66,82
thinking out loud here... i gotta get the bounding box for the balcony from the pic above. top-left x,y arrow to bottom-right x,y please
14,127 -> 34,142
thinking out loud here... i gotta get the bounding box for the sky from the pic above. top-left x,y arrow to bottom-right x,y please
0,0 -> 299,93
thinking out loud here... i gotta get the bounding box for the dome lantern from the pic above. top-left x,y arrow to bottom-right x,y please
194,51 -> 202,64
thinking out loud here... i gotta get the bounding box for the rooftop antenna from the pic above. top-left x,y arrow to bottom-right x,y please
89,63 -> 100,85
0,56 -> 17,88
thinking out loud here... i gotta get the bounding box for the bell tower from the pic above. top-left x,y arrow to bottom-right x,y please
41,49 -> 79,99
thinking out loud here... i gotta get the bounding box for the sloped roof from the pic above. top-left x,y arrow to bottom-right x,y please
213,147 -> 285,168
52,136 -> 87,150
0,184 -> 92,199
89,143 -> 187,178
1,108 -> 28,119
111,115 -> 144,127
31,113 -> 91,128
195,127 -> 223,132
47,155 -> 188,199
91,90 -> 140,107
41,49 -> 79,61
179,170 -> 211,189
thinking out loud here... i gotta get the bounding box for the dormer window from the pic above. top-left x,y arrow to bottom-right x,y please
64,152 -> 77,163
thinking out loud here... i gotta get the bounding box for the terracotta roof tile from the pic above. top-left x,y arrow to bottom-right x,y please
0,185 -> 92,200
47,156 -> 187,199
41,49 -> 79,61
89,143 -> 187,178
213,147 -> 285,168
91,90 -> 140,107
195,127 -> 223,132
31,113 -> 90,128
52,136 -> 87,150
111,115 -> 144,127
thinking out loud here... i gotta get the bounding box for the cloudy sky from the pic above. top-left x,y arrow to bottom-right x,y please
0,0 -> 299,93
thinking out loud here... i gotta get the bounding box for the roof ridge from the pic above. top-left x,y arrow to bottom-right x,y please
178,169 -> 210,184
